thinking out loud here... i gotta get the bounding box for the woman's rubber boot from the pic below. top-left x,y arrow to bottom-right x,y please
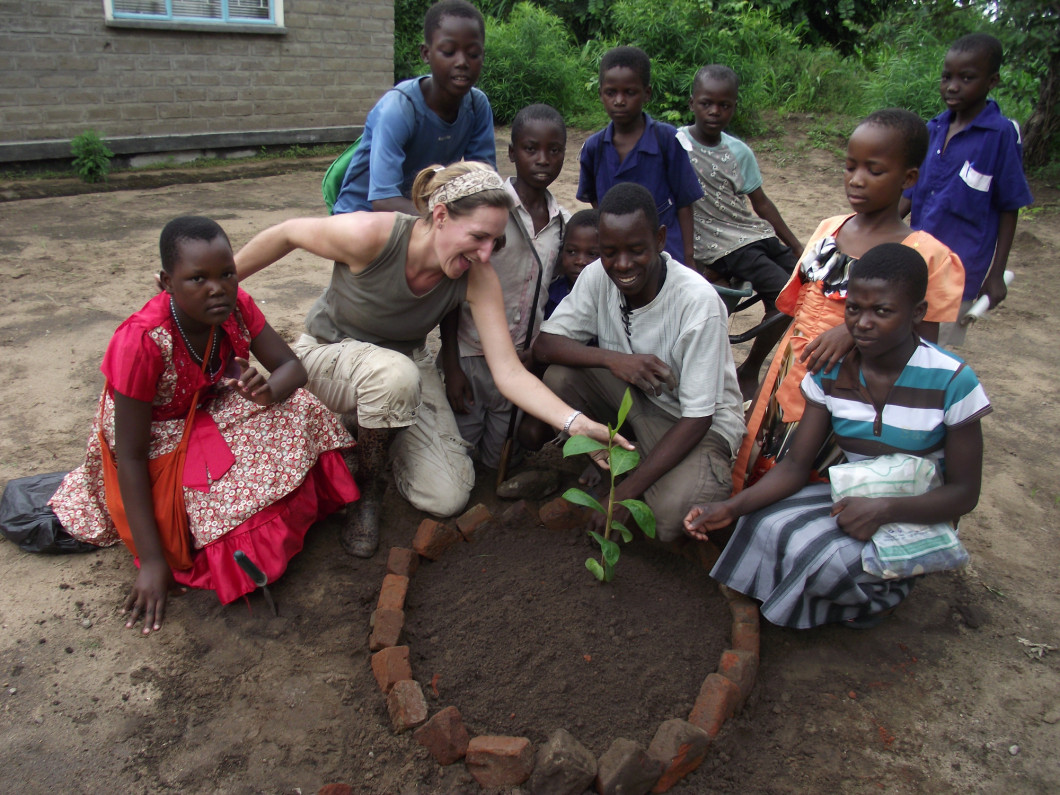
341,422 -> 395,559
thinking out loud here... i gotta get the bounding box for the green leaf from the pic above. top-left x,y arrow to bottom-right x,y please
586,558 -> 606,581
588,530 -> 608,549
616,388 -> 633,431
613,521 -> 633,543
563,435 -> 607,458
603,560 -> 615,582
619,499 -> 656,538
601,537 -> 620,566
561,488 -> 604,514
610,446 -> 640,477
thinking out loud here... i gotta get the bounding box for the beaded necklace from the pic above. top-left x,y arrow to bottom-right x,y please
170,297 -> 222,379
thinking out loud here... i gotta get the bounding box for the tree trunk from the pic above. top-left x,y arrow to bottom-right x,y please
1022,47 -> 1059,168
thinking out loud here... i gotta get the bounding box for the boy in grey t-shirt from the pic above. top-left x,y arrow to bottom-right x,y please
680,64 -> 803,400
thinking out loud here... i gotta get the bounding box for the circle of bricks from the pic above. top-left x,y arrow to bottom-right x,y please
363,499 -> 761,793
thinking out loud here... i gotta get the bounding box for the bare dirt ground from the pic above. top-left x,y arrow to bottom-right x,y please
0,124 -> 1058,794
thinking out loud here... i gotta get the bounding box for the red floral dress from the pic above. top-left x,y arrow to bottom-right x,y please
50,289 -> 359,603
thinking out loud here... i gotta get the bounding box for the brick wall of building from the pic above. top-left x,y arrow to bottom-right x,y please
0,0 -> 394,147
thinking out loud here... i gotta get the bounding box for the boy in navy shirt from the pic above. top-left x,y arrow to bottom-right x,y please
577,46 -> 703,267
901,33 -> 1032,347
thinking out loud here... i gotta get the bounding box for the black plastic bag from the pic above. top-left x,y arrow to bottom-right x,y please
0,472 -> 97,554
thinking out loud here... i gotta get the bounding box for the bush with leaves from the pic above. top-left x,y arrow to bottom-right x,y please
70,130 -> 113,184
609,0 -> 802,135
478,3 -> 599,125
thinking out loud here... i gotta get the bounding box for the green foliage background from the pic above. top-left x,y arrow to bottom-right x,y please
393,0 -> 1054,168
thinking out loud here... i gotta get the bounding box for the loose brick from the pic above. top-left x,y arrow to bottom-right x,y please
456,502 -> 493,541
370,645 -> 411,694
729,599 -> 759,625
412,705 -> 469,765
377,573 -> 409,612
540,497 -> 583,531
716,648 -> 758,707
731,618 -> 760,657
527,728 -> 596,795
647,719 -> 712,793
688,674 -> 742,739
386,547 -> 419,578
412,518 -> 461,560
595,738 -> 663,795
368,608 -> 404,652
501,498 -> 539,529
716,583 -> 743,602
386,679 -> 428,733
465,735 -> 535,787
688,539 -> 723,572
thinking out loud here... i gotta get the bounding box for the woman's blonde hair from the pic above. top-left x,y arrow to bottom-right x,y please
410,161 -> 512,220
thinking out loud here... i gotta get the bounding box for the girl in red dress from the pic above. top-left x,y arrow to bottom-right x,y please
51,216 -> 359,633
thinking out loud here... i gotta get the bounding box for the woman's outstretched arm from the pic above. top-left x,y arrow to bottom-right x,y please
234,212 -> 395,280
466,262 -> 632,451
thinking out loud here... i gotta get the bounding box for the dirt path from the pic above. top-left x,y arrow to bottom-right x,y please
0,126 -> 1058,794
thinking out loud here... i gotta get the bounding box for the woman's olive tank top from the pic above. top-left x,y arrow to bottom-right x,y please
304,213 -> 468,355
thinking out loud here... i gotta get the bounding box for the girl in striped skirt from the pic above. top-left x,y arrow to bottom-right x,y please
684,244 -> 989,629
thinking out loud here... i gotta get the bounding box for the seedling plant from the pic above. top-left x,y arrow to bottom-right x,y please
561,388 -> 655,582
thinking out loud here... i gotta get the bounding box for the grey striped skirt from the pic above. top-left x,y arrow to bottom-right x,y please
710,483 -> 914,628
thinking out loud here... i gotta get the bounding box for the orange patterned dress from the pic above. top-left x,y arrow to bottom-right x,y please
732,215 -> 964,491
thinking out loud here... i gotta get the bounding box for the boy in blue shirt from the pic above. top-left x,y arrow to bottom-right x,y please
577,46 -> 703,267
332,0 -> 496,215
678,64 -> 804,400
901,33 -> 1033,347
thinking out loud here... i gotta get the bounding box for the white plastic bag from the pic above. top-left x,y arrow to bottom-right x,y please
829,454 -> 968,579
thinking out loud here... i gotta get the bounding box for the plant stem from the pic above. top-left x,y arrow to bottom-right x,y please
600,437 -> 615,571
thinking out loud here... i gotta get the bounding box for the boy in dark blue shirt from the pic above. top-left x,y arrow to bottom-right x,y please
577,46 -> 703,267
901,33 -> 1032,347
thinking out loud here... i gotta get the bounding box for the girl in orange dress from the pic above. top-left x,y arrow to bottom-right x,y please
733,109 -> 964,491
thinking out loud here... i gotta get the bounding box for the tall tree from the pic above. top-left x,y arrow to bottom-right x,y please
998,0 -> 1059,167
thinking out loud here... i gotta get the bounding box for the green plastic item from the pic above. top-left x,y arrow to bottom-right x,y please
321,135 -> 361,214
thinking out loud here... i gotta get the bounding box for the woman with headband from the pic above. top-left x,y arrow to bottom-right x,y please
236,162 -> 627,558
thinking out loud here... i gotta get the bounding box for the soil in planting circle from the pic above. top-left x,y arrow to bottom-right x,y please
403,514 -> 731,757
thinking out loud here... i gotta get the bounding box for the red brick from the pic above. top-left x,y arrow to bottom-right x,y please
456,502 -> 493,541
368,608 -> 404,652
377,573 -> 409,612
688,674 -> 742,739
731,619 -> 760,657
465,735 -> 535,787
412,518 -> 462,560
647,719 -> 711,793
370,645 -> 412,694
413,705 -> 469,765
687,539 -> 722,571
386,547 -> 419,577
501,498 -> 539,529
716,648 -> 758,708
386,679 -> 428,733
729,599 -> 759,625
540,497 -> 583,531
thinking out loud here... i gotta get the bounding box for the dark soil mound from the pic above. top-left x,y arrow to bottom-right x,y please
404,519 -> 730,756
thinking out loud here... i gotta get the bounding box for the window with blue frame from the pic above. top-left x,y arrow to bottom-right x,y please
106,0 -> 283,28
